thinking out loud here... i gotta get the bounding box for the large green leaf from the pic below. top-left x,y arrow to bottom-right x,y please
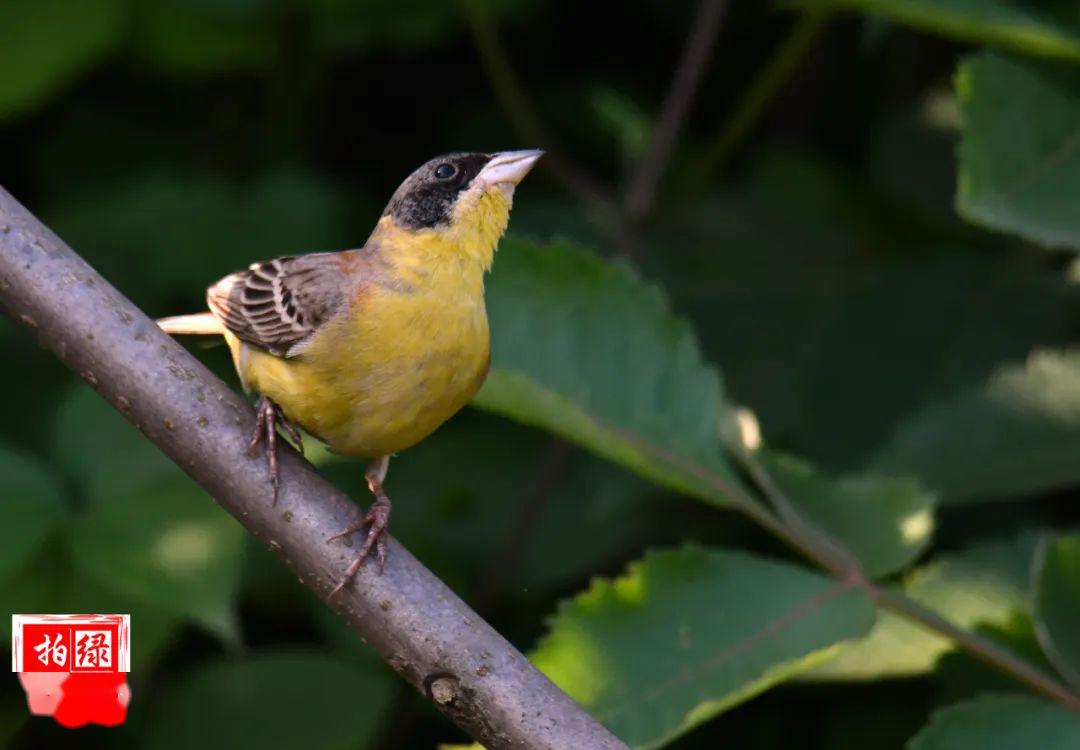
144,651 -> 395,750
795,0 -> 1080,61
957,53 -> 1080,251
477,237 -> 746,508
0,445 -> 68,584
764,452 -> 936,578
870,349 -> 1080,503
56,389 -> 245,641
0,0 -> 125,118
70,475 -> 245,643
812,535 -> 1036,680
907,694 -> 1080,749
1033,534 -> 1080,687
531,546 -> 875,749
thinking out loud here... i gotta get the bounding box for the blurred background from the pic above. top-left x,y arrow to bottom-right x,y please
2,1 -> 1080,748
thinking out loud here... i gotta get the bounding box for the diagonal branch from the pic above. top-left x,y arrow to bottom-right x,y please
0,187 -> 628,750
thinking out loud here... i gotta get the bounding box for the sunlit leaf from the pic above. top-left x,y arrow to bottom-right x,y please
907,694 -> 1080,749
957,53 -> 1080,251
811,535 -> 1036,680
870,349 -> 1080,503
532,546 -> 875,748
144,651 -> 395,750
765,452 -> 936,578
1032,534 -> 1080,687
795,0 -> 1080,61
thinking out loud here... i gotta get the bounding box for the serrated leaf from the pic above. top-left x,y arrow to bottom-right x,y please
476,237 -> 746,509
0,0 -> 125,118
144,651 -> 395,750
0,444 -> 68,583
1033,534 -> 1080,687
812,535 -> 1036,680
531,546 -> 875,749
957,53 -> 1080,251
764,452 -> 936,578
794,0 -> 1080,61
907,694 -> 1080,749
870,349 -> 1080,503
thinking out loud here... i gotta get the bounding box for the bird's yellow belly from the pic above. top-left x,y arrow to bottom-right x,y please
232,287 -> 490,458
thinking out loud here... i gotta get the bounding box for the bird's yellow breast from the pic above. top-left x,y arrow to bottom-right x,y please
229,201 -> 508,459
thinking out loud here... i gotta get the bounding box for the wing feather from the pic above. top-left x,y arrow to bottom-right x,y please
206,253 -> 348,357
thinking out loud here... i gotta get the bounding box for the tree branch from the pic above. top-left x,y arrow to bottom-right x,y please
622,0 -> 728,225
464,0 -> 618,220
0,187 -> 627,750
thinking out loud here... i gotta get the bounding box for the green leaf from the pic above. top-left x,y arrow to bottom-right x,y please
812,535 -> 1036,680
0,0 -> 125,118
1033,535 -> 1080,687
477,237 -> 746,508
53,387 -> 177,502
870,349 -> 1080,503
764,452 -> 936,578
907,694 -> 1080,749
0,444 -> 68,584
794,0 -> 1080,61
646,150 -> 1079,470
957,53 -> 1080,251
531,546 -> 875,749
69,471 -> 245,643
144,651 -> 395,750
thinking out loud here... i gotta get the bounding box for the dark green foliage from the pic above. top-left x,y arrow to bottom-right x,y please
2,2 -> 1080,749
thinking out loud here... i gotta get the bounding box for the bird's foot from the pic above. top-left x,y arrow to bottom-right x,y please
328,458 -> 392,596
246,395 -> 304,505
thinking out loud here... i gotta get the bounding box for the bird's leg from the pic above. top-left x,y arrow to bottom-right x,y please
328,456 -> 393,596
246,395 -> 304,505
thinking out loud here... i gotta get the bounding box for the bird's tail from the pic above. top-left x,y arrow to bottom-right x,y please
157,312 -> 225,336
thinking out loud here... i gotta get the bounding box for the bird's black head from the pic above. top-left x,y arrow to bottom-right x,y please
381,150 -> 543,230
382,152 -> 494,230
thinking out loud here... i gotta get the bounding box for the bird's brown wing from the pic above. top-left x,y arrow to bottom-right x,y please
206,252 -> 350,357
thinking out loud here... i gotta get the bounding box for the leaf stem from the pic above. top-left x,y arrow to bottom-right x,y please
733,446 -> 1080,715
871,586 -> 1080,713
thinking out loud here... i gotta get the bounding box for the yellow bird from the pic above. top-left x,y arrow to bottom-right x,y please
159,150 -> 542,592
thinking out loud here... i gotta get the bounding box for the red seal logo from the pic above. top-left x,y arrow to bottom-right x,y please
11,614 -> 131,728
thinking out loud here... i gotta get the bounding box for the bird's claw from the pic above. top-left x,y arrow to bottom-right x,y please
328,492 -> 392,596
246,395 -> 304,505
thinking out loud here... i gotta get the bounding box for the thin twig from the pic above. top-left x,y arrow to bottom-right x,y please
0,187 -> 628,750
463,0 -> 618,219
732,446 -> 1080,715
690,12 -> 828,185
871,587 -> 1080,713
622,0 -> 728,226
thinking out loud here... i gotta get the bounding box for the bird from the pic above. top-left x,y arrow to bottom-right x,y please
158,149 -> 543,594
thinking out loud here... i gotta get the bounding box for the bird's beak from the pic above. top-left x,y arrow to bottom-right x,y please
478,149 -> 544,188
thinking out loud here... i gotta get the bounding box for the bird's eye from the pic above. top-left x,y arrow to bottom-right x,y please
434,163 -> 457,180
